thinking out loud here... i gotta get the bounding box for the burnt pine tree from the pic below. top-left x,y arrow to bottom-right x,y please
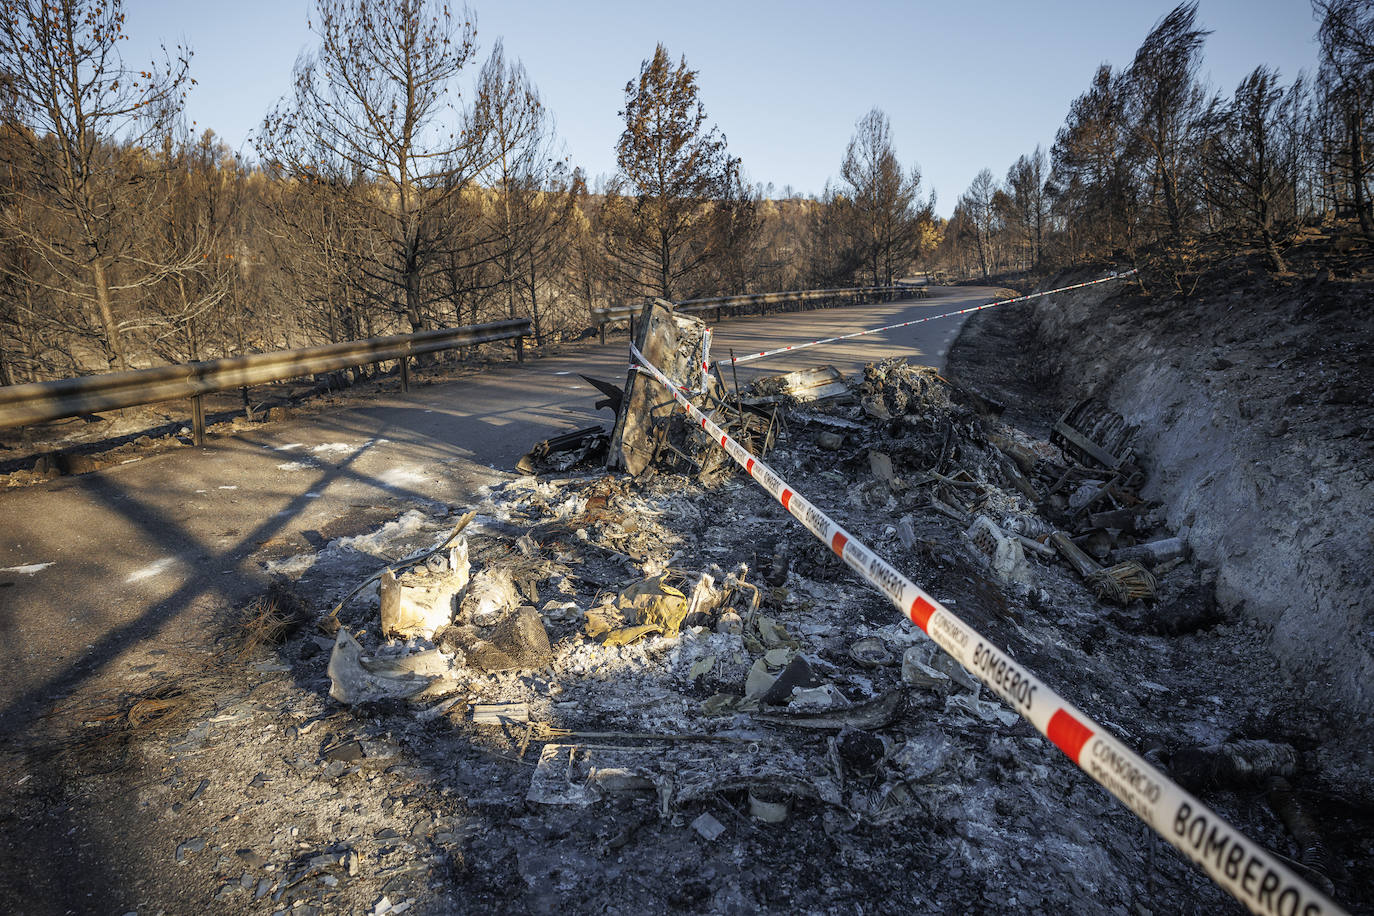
1006,146 -> 1049,270
958,169 -> 998,279
0,0 -> 194,371
1315,0 -> 1374,232
258,0 -> 526,335
1202,67 -> 1296,272
472,42 -> 581,344
839,108 -> 932,286
603,44 -> 740,300
806,181 -> 867,286
1123,2 -> 1211,243
1049,65 -> 1137,260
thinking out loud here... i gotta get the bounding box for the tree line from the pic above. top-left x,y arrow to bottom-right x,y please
933,1 -> 1372,285
3,1 -> 1360,386
0,0 -> 936,385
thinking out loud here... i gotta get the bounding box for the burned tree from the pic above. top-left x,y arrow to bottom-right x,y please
602,44 -> 743,300
1202,67 -> 1299,271
958,169 -> 999,279
259,169 -> 378,350
258,0 -> 509,335
1049,65 -> 1137,262
139,130 -> 245,364
1315,0 -> 1374,232
1122,2 -> 1212,244
0,0 -> 195,371
1005,147 -> 1049,270
473,43 -> 580,344
805,183 -> 867,287
838,108 -> 934,286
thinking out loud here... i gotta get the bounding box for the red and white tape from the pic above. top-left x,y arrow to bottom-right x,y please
721,270 -> 1138,367
629,340 -> 1343,916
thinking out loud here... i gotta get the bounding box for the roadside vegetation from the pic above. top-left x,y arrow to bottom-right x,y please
937,1 -> 1372,294
0,0 -> 1367,386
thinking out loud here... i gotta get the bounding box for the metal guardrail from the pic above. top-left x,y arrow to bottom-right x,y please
0,319 -> 532,444
590,285 -> 927,343
4,283 -> 935,449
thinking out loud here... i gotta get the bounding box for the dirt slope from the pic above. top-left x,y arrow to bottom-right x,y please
947,227 -> 1374,759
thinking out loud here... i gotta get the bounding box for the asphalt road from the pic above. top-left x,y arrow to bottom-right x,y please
0,286 -> 1000,736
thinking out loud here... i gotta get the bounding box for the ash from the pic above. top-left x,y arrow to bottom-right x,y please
6,360 -> 1367,916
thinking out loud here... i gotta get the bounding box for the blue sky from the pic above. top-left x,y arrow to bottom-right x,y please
122,0 -> 1321,216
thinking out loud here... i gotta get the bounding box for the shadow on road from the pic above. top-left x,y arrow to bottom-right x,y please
0,421 -> 439,741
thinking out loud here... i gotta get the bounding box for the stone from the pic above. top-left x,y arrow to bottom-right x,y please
462,568 -> 519,626
761,655 -> 822,706
237,849 -> 266,868
965,516 -> 1031,587
786,685 -> 848,711
691,813 -> 726,841
835,726 -> 885,775
902,645 -> 950,690
175,836 -> 207,864
326,629 -> 447,705
894,730 -> 953,780
63,454 -> 103,475
323,740 -> 365,762
897,516 -> 918,550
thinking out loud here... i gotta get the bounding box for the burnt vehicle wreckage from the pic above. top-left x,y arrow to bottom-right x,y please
276,289 -> 1357,915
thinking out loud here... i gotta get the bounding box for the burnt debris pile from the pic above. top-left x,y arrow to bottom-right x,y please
239,301 -> 1357,912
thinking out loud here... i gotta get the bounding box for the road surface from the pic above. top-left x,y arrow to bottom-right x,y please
0,286 -> 1001,736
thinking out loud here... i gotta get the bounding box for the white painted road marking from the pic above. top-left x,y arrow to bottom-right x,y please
2,563 -> 53,575
125,558 -> 176,584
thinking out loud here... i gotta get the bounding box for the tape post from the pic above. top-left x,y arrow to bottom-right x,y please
628,340 -> 1344,916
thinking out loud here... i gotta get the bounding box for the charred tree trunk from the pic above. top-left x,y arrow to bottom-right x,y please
1351,107 -> 1372,233
91,258 -> 128,371
0,343 -> 14,387
1259,196 -> 1285,272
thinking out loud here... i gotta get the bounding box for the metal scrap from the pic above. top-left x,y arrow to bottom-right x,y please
1051,399 -> 1137,471
744,366 -> 851,406
517,426 -> 610,474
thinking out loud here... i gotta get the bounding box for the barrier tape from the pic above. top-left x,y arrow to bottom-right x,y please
628,340 -> 1344,916
720,270 -> 1138,367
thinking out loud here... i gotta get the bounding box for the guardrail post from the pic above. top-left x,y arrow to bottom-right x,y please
516,334 -> 525,363
191,395 -> 205,447
400,354 -> 410,393
599,321 -> 606,345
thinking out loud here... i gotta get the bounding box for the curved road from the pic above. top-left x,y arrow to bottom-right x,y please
0,286 -> 1001,735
